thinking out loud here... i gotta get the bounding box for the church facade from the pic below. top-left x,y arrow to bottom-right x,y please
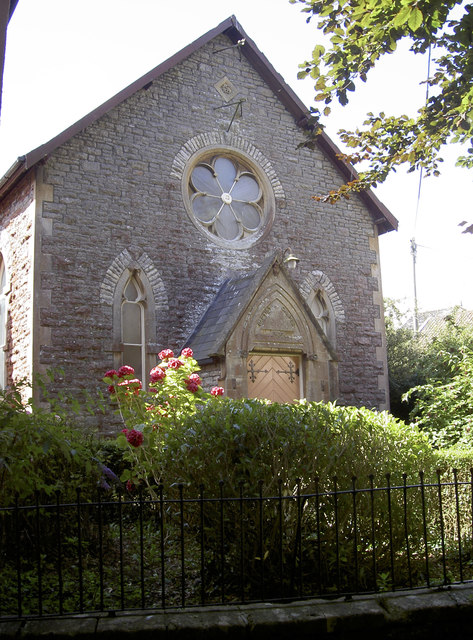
0,17 -> 397,425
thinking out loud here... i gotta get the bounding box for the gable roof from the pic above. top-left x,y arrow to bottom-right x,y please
0,15 -> 397,233
408,306 -> 473,340
186,252 -> 337,363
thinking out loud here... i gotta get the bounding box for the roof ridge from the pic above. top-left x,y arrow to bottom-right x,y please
0,15 -> 397,232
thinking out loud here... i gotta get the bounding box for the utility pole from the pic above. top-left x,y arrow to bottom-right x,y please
410,238 -> 419,335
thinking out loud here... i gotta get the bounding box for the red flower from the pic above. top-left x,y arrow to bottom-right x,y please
180,347 -> 193,358
168,358 -> 183,369
104,369 -> 118,379
158,349 -> 174,360
126,429 -> 144,447
185,373 -> 201,393
150,366 -> 166,382
117,378 -> 142,396
108,385 -> 116,394
118,365 -> 135,378
121,428 -> 129,435
211,386 -> 224,396
126,479 -> 135,492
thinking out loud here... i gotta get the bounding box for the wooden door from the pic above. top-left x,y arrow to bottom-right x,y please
247,354 -> 301,403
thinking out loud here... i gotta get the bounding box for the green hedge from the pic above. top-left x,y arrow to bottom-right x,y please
160,398 -> 438,492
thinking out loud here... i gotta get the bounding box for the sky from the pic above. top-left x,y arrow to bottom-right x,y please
1,0 -> 472,314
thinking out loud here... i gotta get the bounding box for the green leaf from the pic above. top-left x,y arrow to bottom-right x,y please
408,7 -> 423,32
120,469 -> 131,482
393,5 -> 411,28
312,44 -> 325,61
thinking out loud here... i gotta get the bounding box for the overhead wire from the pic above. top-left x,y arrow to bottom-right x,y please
411,44 -> 432,333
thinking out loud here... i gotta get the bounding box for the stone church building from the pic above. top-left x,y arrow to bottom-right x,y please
0,16 -> 397,421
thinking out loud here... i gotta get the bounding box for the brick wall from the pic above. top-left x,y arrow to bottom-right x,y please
0,172 -> 35,392
34,32 -> 387,419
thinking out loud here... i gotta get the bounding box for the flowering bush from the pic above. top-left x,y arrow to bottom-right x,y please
103,347 -> 224,488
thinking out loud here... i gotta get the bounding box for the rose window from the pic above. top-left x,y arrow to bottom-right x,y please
189,155 -> 264,243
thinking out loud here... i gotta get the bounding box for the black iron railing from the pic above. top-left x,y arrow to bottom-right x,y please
1,470 -> 473,619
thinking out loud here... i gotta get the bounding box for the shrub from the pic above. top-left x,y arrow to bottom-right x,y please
0,382 -> 106,504
102,348 -> 224,489
160,398 -> 436,491
152,399 -> 442,595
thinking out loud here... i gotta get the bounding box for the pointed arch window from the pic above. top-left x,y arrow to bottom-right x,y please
0,255 -> 7,389
111,266 -> 157,387
308,289 -> 336,346
121,274 -> 146,382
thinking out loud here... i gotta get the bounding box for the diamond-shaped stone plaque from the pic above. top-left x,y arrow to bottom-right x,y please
214,76 -> 237,102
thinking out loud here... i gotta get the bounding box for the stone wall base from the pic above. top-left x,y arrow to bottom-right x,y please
3,584 -> 473,639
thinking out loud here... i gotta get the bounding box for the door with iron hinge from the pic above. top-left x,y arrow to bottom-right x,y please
247,353 -> 301,403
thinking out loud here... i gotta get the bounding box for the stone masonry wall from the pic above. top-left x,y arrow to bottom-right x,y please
0,172 -> 34,391
37,32 -> 387,420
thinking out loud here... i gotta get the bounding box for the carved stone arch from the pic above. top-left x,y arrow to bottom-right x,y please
240,281 -> 315,357
223,270 -> 337,403
100,249 -> 168,312
300,271 -> 345,323
171,131 -> 285,201
300,271 -> 345,347
100,249 -> 166,383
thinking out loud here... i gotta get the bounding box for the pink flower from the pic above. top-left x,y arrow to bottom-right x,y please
126,429 -> 144,447
210,386 -> 224,396
118,378 -> 142,396
121,428 -> 129,435
150,366 -> 166,383
184,373 -> 201,393
104,369 -> 118,379
168,358 -> 183,369
118,365 -> 135,378
180,347 -> 193,358
158,349 -> 174,360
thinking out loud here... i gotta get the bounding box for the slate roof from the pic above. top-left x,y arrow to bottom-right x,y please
187,256 -> 274,363
0,15 -> 397,234
186,253 -> 338,363
416,306 -> 473,340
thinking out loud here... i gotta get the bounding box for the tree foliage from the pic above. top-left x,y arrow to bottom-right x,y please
292,0 -> 473,225
384,300 -> 473,445
406,347 -> 473,447
384,299 -> 425,421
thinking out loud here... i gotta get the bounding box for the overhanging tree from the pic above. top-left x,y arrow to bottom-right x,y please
292,0 -> 473,232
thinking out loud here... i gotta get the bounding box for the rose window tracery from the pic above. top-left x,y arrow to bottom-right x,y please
189,155 -> 264,242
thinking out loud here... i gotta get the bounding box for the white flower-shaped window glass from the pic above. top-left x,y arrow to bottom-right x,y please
189,155 -> 265,243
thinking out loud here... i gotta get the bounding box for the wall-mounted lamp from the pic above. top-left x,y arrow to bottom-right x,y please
283,247 -> 300,270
